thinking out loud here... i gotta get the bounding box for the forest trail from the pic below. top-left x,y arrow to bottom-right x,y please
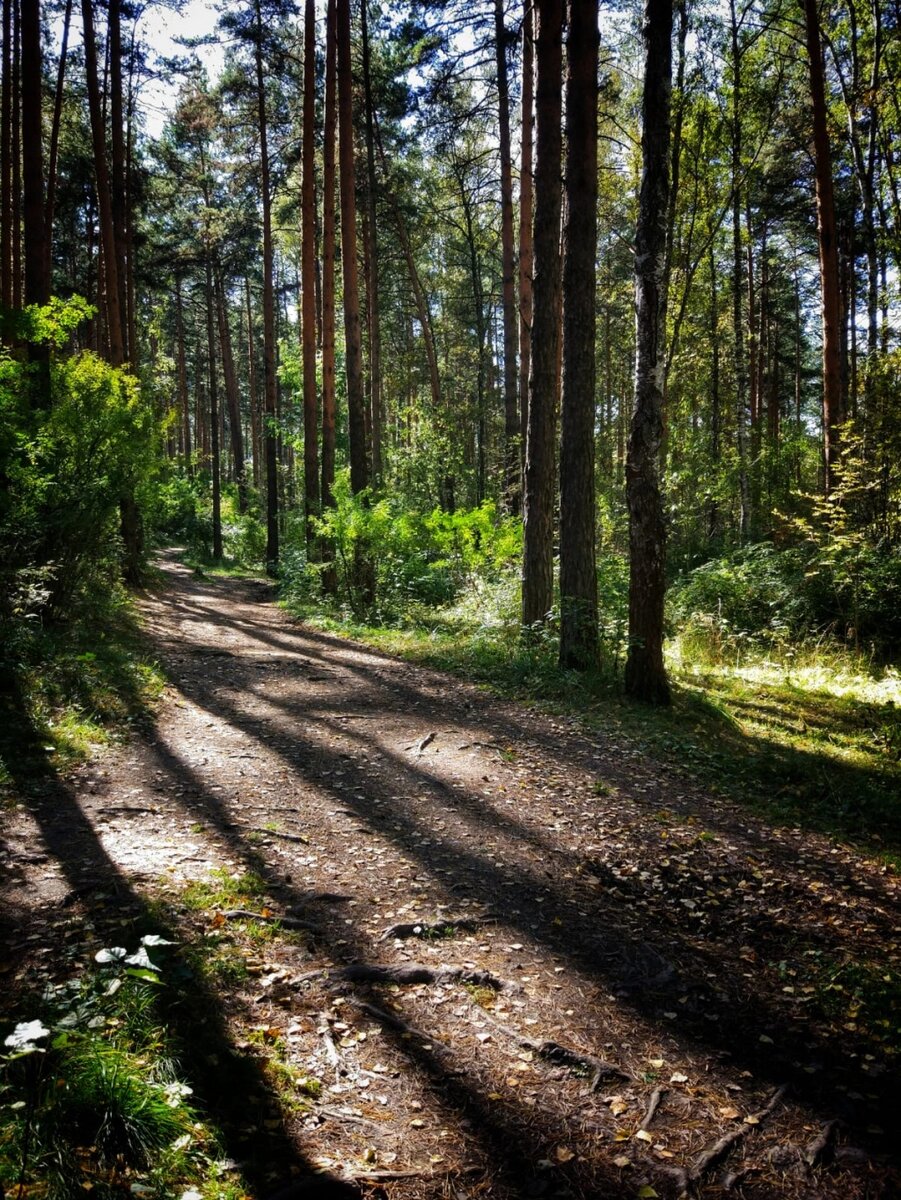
3,555 -> 899,1199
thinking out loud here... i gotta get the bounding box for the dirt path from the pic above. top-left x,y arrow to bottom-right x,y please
3,555 -> 899,1198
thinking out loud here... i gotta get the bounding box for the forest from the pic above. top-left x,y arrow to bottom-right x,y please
1,0 -> 900,1198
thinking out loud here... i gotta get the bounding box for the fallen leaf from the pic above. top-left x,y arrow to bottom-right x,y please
613,1155 -> 631,1168
635,1129 -> 653,1143
555,1146 -> 575,1163
719,1106 -> 740,1120
669,1072 -> 688,1084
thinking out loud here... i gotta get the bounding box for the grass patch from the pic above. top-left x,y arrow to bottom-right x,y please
0,941 -> 239,1199
0,586 -> 164,790
181,869 -> 267,912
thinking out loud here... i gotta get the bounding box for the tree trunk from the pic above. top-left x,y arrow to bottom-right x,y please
215,269 -> 247,512
518,1 -> 534,471
21,0 -> 47,310
521,0 -> 563,630
45,0 -> 74,287
495,0 -> 520,512
108,0 -> 129,362
245,278 -> 260,490
321,0 -> 338,592
1,0 -> 12,313
302,0 -> 320,551
361,0 -> 383,485
206,258 -> 223,560
81,0 -> 125,366
624,0 -> 672,706
802,0 -> 843,493
254,0 -> 280,571
337,0 -> 369,498
558,0 -> 599,670
176,280 -> 193,478
729,0 -> 751,538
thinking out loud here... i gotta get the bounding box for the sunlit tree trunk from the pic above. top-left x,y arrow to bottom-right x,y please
522,0 -> 563,630
302,0 -> 320,551
216,269 -> 247,512
337,0 -> 369,497
1,0 -> 12,313
45,0 -> 73,287
625,0 -> 672,706
559,0 -> 599,670
802,0 -> 843,493
361,0 -> 383,484
321,0 -> 338,592
518,2 -> 534,472
81,0 -> 124,366
495,0 -> 519,512
108,0 -> 129,361
254,0 -> 279,570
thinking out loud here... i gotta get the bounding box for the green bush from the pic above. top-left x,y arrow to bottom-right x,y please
0,299 -> 157,618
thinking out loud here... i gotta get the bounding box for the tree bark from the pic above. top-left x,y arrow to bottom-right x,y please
108,0 -> 129,361
337,0 -> 369,497
176,279 -> 193,478
1,0 -> 12,313
21,0 -> 47,308
302,0 -> 320,551
521,0 -> 563,630
206,257 -> 223,561
215,269 -> 247,512
361,0 -> 383,484
625,0 -> 672,706
518,1 -> 534,471
321,0 -> 338,591
81,0 -> 125,366
254,0 -> 280,570
45,0 -> 74,287
802,0 -> 843,493
559,0 -> 599,670
495,0 -> 520,512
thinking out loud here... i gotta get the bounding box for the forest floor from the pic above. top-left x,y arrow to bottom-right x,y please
2,552 -> 900,1200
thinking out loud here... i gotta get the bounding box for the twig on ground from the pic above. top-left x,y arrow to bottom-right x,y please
222,909 -> 318,931
639,1087 -> 666,1130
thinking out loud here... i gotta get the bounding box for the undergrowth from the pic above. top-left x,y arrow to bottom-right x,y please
0,585 -> 165,790
0,937 -> 239,1199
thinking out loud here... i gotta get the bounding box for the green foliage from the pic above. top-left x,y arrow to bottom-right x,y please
1,299 -> 158,617
0,940 -> 220,1199
290,471 -> 522,620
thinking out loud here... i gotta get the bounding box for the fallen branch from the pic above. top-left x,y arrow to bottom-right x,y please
239,826 -> 310,844
690,1085 -> 787,1184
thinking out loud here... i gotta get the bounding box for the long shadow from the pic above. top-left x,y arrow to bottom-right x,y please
0,676 -> 362,1198
152,647 -> 900,1157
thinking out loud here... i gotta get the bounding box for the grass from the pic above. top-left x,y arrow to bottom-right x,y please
0,585 -> 165,790
180,868 -> 267,911
0,957 -> 234,1199
288,598 -> 901,864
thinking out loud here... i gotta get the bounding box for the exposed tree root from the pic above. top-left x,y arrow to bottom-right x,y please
293,962 -> 516,992
639,1086 -> 666,1130
688,1085 -> 788,1186
352,999 -> 452,1056
381,917 -> 484,941
805,1119 -> 839,1168
222,908 -> 318,932
475,1010 -> 629,1090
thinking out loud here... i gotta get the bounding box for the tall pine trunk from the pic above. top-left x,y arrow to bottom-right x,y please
518,2 -> 534,469
802,0 -> 843,493
321,0 -> 338,592
521,0 -> 563,630
558,0 -> 599,670
361,0 -> 383,484
624,0 -> 672,706
302,0 -> 319,551
495,0 -> 519,512
254,0 -> 279,571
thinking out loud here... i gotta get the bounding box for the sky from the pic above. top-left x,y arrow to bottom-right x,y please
132,0 -> 223,138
